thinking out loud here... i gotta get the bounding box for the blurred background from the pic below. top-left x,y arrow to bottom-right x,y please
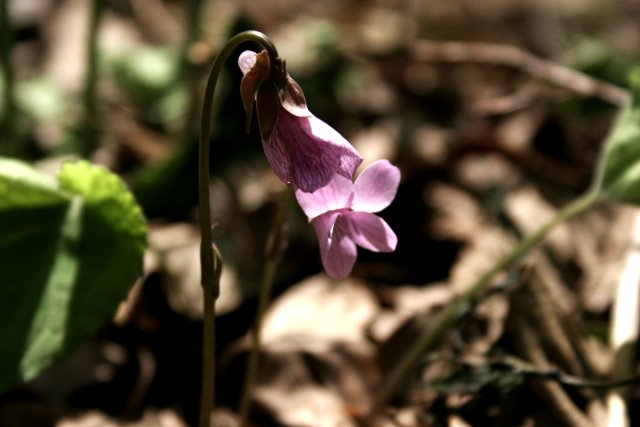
1,0 -> 640,426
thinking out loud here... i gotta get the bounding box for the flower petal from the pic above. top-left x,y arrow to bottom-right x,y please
307,115 -> 363,181
344,212 -> 397,252
295,174 -> 353,219
262,134 -> 291,185
352,160 -> 401,213
274,108 -> 362,192
313,212 -> 357,279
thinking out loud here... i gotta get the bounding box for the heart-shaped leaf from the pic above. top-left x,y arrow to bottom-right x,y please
0,159 -> 147,392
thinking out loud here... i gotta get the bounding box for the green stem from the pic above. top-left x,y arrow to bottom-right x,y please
0,0 -> 17,156
81,0 -> 102,155
369,190 -> 600,417
198,30 -> 279,427
238,188 -> 292,426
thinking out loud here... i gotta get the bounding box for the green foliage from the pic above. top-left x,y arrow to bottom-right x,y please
16,77 -> 69,122
596,69 -> 640,204
565,37 -> 637,89
0,159 -> 147,392
110,46 -> 187,123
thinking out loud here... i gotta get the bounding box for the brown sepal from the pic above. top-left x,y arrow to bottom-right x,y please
279,75 -> 309,117
256,83 -> 280,141
270,58 -> 309,117
239,51 -> 271,133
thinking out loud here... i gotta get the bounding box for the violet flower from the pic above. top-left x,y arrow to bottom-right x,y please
238,50 -> 363,193
295,159 -> 400,279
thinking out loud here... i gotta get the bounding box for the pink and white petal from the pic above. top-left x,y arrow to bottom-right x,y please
344,212 -> 397,252
313,213 -> 357,279
274,109 -> 340,192
351,160 -> 401,213
262,134 -> 292,185
295,175 -> 353,219
273,108 -> 362,192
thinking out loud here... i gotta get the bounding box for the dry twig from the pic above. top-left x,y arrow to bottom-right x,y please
510,309 -> 596,427
408,40 -> 629,107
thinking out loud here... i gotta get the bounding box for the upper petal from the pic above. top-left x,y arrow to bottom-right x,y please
274,108 -> 362,192
313,212 -> 357,279
344,212 -> 397,252
295,174 -> 353,219
306,115 -> 363,181
352,160 -> 401,213
262,134 -> 291,185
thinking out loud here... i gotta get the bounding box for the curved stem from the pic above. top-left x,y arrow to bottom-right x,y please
197,31 -> 278,427
369,190 -> 600,419
238,188 -> 292,426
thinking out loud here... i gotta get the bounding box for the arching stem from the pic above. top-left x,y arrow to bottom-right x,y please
198,31 -> 278,427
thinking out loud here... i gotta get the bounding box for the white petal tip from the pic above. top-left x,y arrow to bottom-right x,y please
238,50 -> 257,74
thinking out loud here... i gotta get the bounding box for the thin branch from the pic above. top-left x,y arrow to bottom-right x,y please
524,254 -> 585,376
407,40 -> 629,107
511,312 -> 596,427
423,352 -> 640,390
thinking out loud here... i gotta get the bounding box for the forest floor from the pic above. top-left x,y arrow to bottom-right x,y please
2,0 -> 640,426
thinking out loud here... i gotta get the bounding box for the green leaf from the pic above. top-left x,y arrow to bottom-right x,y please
0,159 -> 147,392
597,69 -> 640,204
0,158 -> 66,208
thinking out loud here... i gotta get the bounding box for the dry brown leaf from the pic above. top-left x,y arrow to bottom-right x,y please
495,110 -> 545,152
571,205 -> 636,313
453,153 -> 520,193
449,227 -> 514,294
351,120 -> 399,169
226,275 -> 381,424
254,384 -> 356,427
148,223 -> 242,318
370,283 -> 453,343
56,409 -> 188,427
504,186 -> 574,262
457,292 -> 510,355
426,182 -> 486,241
410,125 -> 450,166
261,274 -> 379,344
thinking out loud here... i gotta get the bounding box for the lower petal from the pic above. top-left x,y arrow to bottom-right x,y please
345,212 -> 397,252
313,213 -> 357,279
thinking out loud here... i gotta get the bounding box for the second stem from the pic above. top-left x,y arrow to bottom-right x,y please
370,190 -> 600,416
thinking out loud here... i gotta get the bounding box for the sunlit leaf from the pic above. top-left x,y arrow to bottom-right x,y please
0,159 -> 147,392
596,70 -> 640,204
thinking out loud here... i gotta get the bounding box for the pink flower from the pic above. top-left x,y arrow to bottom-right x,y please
238,50 -> 363,192
295,160 -> 400,279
